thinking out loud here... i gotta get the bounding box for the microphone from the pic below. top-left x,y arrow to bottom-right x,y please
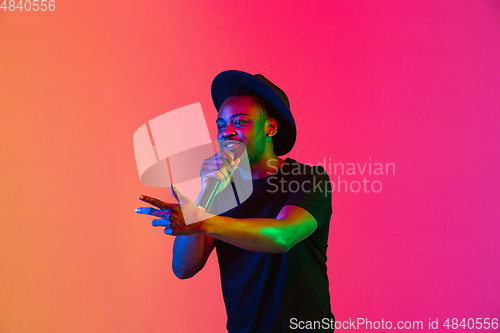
196,177 -> 221,212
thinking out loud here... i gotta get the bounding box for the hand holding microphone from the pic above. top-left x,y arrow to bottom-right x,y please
197,143 -> 241,211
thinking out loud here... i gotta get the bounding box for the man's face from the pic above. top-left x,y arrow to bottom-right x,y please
216,96 -> 269,164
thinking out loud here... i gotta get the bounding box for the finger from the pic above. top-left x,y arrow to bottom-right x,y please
212,150 -> 234,160
204,158 -> 233,170
203,158 -> 233,175
232,157 -> 240,171
202,165 -> 232,182
220,158 -> 233,172
203,158 -> 232,174
221,157 -> 240,176
135,207 -> 159,216
136,207 -> 172,217
215,168 -> 229,182
221,150 -> 234,158
207,151 -> 234,164
152,219 -> 171,227
138,195 -> 173,210
154,219 -> 183,229
220,150 -> 235,163
169,183 -> 179,202
163,225 -> 185,236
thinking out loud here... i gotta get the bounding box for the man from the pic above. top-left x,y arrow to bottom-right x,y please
136,70 -> 334,332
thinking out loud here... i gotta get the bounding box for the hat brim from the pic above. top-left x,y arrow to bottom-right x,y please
211,70 -> 296,156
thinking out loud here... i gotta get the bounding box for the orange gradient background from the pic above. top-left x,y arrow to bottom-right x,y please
1,1 -> 499,332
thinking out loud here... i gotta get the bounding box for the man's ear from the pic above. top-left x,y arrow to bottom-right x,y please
267,118 -> 278,137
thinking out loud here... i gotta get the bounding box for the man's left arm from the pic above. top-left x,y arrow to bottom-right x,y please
204,205 -> 317,253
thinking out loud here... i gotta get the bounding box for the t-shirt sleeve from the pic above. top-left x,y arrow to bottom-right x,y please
283,166 -> 333,232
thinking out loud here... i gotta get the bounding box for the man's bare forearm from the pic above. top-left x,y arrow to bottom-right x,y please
203,206 -> 316,254
172,234 -> 214,279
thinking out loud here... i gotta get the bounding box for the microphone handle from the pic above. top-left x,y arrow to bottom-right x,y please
197,178 -> 221,212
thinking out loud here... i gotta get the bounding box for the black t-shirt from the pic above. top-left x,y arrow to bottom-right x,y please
211,158 -> 334,333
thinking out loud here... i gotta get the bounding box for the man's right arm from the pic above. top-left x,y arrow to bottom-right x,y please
172,234 -> 214,279
172,150 -> 237,279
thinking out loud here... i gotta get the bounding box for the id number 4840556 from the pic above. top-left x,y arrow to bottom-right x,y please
1,0 -> 56,11
443,318 -> 498,330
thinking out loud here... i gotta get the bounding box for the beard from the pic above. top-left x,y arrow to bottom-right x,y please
245,134 -> 269,165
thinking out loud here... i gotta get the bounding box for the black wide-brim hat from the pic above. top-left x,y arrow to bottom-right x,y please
211,70 -> 296,156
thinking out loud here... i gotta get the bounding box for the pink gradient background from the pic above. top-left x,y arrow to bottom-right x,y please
1,1 -> 499,332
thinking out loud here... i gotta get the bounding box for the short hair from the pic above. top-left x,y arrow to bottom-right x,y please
225,86 -> 275,122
